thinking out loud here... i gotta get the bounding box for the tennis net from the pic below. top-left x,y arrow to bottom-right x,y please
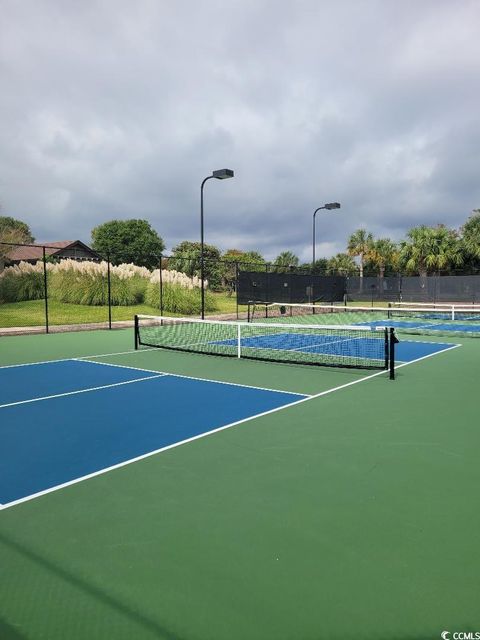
135,314 -> 396,375
247,302 -> 480,336
388,301 -> 480,320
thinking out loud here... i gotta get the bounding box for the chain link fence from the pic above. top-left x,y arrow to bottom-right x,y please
0,243 -> 248,334
2,241 -> 480,334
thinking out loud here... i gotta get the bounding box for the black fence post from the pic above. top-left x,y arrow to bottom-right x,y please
159,255 -> 164,317
107,255 -> 112,329
265,263 -> 269,317
42,246 -> 49,334
235,261 -> 239,319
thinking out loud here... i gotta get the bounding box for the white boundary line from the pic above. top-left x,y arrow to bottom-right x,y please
0,341 -> 463,511
0,348 -> 327,397
393,343 -> 461,370
0,348 -> 157,370
0,374 -> 167,409
0,367 -> 389,511
78,358 -> 310,397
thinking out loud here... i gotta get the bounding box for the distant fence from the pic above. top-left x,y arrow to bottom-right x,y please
0,242 -> 256,333
2,241 -> 480,333
345,275 -> 480,304
237,269 -> 480,307
237,270 -> 345,304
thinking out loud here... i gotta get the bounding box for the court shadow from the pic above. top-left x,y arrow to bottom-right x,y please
0,616 -> 30,640
0,531 -> 187,640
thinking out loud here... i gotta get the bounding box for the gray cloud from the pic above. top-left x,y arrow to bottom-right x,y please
1,0 -> 479,262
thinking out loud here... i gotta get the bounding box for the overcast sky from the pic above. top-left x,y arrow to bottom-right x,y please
1,0 -> 480,262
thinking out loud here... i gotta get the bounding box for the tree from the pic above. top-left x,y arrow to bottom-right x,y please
461,210 -> 480,269
91,219 -> 165,268
0,216 -> 35,263
170,240 -> 222,289
220,249 -> 245,293
347,229 -> 373,279
308,258 -> 329,274
273,251 -> 300,273
327,253 -> 357,275
0,216 -> 34,242
219,249 -> 266,294
241,250 -> 265,266
367,238 -> 399,278
399,224 -> 463,277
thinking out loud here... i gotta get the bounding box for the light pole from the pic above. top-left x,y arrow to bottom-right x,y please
200,168 -> 234,318
312,202 -> 341,268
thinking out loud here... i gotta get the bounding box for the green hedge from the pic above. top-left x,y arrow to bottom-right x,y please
145,281 -> 217,314
0,269 -> 45,302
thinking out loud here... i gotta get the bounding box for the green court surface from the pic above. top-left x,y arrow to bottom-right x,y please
1,328 -> 479,639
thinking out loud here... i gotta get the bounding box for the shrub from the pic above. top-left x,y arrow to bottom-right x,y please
0,260 -> 216,313
0,262 -> 45,302
49,260 -> 150,306
146,270 -> 217,314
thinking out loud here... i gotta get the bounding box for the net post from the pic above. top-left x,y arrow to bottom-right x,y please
134,315 -> 139,350
384,327 -> 389,370
389,328 -> 396,380
237,323 -> 241,358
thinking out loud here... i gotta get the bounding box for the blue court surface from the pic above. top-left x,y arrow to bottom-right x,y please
0,360 -> 306,505
0,339 -> 456,506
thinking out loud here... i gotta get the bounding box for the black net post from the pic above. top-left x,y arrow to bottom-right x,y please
384,327 -> 389,371
134,314 -> 139,349
389,328 -> 396,380
42,246 -> 49,334
107,254 -> 112,329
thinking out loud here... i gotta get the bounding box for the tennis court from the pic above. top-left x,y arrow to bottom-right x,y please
1,323 -> 479,639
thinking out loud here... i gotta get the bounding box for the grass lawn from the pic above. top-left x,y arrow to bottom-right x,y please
0,293 -> 245,328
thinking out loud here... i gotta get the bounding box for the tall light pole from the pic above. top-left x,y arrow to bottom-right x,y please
312,202 -> 341,268
200,168 -> 234,318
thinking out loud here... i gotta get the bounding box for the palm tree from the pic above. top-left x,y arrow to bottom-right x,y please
347,229 -> 373,280
327,253 -> 357,276
273,251 -> 300,273
399,225 -> 463,277
368,238 -> 399,279
461,211 -> 480,262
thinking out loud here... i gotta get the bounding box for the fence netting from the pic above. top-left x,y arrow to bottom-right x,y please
2,241 -> 480,333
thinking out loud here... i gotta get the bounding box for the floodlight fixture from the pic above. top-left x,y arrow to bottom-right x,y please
312,202 -> 341,267
324,202 -> 341,210
200,168 -> 235,318
212,168 -> 234,180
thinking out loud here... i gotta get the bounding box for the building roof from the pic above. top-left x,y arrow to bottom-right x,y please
6,241 -> 98,262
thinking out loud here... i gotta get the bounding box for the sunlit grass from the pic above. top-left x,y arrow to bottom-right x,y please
0,293 -> 246,328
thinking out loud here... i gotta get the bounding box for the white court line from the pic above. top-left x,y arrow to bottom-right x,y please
393,343 -> 461,369
0,374 -> 167,409
0,341 -> 463,511
77,358 -> 309,397
0,348 -> 158,370
1,367 -> 389,511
